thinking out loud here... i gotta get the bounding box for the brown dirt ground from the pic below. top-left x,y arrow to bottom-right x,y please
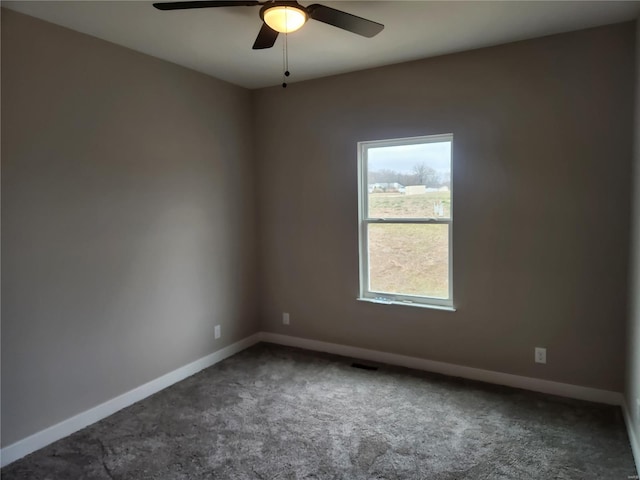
367,193 -> 450,298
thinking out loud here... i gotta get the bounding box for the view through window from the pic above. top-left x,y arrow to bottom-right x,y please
358,134 -> 453,308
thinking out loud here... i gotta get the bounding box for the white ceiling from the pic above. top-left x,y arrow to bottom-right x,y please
3,1 -> 640,89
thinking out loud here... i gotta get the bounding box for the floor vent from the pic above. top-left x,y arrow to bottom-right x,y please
351,363 -> 378,371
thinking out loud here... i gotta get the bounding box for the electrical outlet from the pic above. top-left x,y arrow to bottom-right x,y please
534,347 -> 546,364
214,325 -> 221,339
283,312 -> 290,325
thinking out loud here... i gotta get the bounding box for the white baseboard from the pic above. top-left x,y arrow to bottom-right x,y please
622,399 -> 640,475
1,331 -> 629,470
0,333 -> 262,468
259,332 -> 624,406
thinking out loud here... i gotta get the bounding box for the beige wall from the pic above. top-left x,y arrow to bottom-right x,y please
626,16 -> 640,455
253,22 -> 636,392
1,9 -> 258,447
2,7 -> 637,452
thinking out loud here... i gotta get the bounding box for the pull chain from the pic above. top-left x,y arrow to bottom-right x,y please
282,31 -> 290,88
282,7 -> 290,88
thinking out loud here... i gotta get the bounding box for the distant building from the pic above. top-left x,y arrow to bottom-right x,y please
368,182 -> 405,193
406,185 -> 426,195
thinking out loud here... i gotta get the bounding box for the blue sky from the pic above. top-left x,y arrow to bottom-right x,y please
368,141 -> 451,174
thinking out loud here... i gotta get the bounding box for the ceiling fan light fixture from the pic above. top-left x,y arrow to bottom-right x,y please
263,5 -> 307,33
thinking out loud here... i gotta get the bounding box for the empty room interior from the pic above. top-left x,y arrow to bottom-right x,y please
2,0 -> 640,478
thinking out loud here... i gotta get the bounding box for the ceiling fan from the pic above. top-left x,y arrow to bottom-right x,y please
152,1 -> 384,50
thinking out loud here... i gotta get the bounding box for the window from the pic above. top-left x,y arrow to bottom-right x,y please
358,134 -> 453,309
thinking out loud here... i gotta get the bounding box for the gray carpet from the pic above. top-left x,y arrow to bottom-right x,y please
2,343 -> 636,479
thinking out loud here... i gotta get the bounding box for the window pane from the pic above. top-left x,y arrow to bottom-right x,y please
368,190 -> 451,219
368,223 -> 449,299
367,141 -> 451,219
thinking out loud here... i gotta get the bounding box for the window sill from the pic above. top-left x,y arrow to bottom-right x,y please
357,298 -> 456,312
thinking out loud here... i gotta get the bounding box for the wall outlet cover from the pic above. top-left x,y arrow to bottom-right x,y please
214,325 -> 221,339
283,312 -> 290,325
534,347 -> 546,364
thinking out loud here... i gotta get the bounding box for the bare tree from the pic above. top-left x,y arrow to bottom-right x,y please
412,163 -> 428,184
412,163 -> 439,186
369,169 -> 401,184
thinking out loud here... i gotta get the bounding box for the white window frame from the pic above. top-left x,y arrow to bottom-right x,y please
357,133 -> 454,310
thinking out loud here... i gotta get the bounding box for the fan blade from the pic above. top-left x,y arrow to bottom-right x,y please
252,23 -> 279,49
153,1 -> 260,11
307,4 -> 383,38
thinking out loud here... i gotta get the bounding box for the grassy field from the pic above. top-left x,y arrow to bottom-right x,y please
368,191 -> 451,218
367,192 -> 450,299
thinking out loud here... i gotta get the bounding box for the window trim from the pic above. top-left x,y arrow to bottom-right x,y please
357,133 -> 454,309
